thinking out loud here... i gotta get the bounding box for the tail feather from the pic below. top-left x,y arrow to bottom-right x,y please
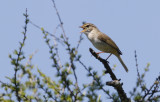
117,55 -> 128,72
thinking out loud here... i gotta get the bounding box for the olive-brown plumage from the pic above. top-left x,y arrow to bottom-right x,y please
80,23 -> 128,72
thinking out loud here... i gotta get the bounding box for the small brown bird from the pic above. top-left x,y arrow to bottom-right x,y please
80,23 -> 128,72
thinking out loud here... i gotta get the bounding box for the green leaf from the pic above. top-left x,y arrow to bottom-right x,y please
41,27 -> 44,31
8,54 -> 12,58
14,50 -> 18,55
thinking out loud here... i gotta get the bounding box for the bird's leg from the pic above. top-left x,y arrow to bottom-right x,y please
91,52 -> 104,57
96,52 -> 105,54
106,53 -> 112,60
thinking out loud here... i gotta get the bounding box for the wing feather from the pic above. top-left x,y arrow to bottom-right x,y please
98,33 -> 122,55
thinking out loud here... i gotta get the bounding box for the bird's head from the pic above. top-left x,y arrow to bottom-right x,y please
80,23 -> 97,34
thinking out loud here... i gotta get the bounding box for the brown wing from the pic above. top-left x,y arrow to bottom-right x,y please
98,33 -> 122,55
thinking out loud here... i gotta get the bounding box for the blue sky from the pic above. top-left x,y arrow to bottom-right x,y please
1,0 -> 160,101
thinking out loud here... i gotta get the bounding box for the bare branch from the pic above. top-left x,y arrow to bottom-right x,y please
89,48 -> 131,102
29,21 -> 63,44
51,0 -> 67,41
76,34 -> 83,50
135,50 -> 142,87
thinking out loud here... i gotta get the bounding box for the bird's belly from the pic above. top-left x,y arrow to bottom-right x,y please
91,40 -> 113,53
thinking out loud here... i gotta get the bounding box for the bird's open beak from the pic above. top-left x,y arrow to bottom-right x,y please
79,26 -> 85,33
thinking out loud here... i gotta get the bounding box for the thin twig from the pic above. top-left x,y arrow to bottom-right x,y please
143,75 -> 160,101
65,41 -> 78,88
38,82 -> 57,101
51,0 -> 67,41
135,50 -> 142,87
53,24 -> 61,35
42,32 -> 75,101
53,36 -> 63,69
76,34 -> 83,50
14,8 -> 29,102
29,21 -> 63,44
77,58 -> 113,99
